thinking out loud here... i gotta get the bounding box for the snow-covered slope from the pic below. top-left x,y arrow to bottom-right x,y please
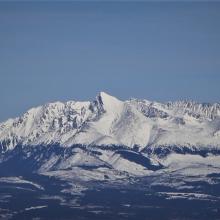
0,92 -> 220,152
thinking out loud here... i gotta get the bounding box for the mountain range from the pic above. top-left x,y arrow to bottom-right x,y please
1,92 -> 220,153
1,92 -> 220,219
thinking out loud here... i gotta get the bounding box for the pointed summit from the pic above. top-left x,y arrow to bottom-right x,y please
98,91 -> 121,103
96,91 -> 123,112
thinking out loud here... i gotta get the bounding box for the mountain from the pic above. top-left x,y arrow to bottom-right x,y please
1,92 -> 220,220
0,91 -> 220,152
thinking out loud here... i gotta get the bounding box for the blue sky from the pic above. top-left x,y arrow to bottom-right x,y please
0,2 -> 220,121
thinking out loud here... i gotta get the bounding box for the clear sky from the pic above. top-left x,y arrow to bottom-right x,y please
0,1 -> 220,121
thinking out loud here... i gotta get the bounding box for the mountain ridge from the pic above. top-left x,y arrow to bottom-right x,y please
0,92 -> 220,152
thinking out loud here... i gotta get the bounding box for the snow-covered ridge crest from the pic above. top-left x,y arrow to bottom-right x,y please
0,91 -> 220,152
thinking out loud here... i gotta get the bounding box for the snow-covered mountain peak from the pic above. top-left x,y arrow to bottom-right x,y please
0,92 -> 220,152
96,91 -> 123,113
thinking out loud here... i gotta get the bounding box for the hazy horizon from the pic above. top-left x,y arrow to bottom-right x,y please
0,1 -> 220,121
